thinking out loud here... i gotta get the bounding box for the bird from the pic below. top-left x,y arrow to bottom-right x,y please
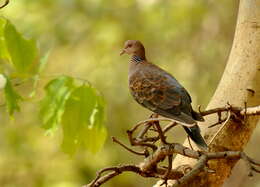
120,40 -> 208,151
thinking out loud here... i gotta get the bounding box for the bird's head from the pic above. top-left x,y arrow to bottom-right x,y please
120,40 -> 146,59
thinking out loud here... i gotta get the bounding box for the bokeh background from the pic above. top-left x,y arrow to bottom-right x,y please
0,0 -> 259,187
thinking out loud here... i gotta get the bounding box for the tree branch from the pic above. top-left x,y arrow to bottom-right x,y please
85,104 -> 260,187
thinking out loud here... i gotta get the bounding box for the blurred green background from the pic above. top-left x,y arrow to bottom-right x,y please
1,0 -> 260,187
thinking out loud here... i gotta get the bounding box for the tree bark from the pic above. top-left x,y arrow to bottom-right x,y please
155,0 -> 260,186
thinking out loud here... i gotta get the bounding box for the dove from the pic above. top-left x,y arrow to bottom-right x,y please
120,40 -> 208,151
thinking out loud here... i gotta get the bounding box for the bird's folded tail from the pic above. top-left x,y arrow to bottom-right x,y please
183,126 -> 208,151
191,109 -> 205,122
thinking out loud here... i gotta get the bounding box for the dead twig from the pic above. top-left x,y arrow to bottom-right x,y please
200,104 -> 260,117
87,143 -> 260,187
112,136 -> 149,157
86,104 -> 260,187
0,0 -> 9,9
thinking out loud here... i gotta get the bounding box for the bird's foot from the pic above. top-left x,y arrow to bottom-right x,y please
160,176 -> 169,187
160,154 -> 173,186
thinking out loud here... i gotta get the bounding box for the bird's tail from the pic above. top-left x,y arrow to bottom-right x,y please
183,126 -> 208,151
191,109 -> 205,122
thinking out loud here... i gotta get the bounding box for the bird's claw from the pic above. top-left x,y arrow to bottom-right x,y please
160,175 -> 169,187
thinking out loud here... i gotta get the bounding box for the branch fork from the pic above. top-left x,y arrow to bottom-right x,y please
86,105 -> 260,187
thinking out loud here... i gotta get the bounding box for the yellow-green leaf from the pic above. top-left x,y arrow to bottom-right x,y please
4,20 -> 39,76
40,76 -> 75,131
61,85 -> 107,155
4,75 -> 22,116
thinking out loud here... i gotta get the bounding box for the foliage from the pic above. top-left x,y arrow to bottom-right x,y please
3,75 -> 22,116
41,76 -> 106,155
0,17 -> 107,156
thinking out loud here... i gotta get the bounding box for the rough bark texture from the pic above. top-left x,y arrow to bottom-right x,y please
154,0 -> 260,186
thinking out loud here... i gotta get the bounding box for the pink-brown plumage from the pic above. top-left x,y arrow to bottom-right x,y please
121,40 -> 208,150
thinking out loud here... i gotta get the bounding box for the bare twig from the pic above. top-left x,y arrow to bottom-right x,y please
87,142 -> 260,187
86,104 -> 260,187
154,120 -> 167,144
240,105 -> 260,116
208,118 -> 227,128
163,122 -> 177,133
173,155 -> 207,187
187,136 -> 194,150
112,137 -> 149,157
0,0 -> 9,9
200,105 -> 260,117
127,129 -> 158,151
85,165 -> 142,187
138,122 -> 177,144
136,123 -> 153,140
208,110 -> 231,146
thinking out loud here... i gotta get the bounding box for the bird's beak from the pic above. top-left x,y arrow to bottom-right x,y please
120,49 -> 125,56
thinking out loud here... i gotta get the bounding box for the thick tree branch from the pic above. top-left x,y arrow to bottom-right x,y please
157,0 -> 260,186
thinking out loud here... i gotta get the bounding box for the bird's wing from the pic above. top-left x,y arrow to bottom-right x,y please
129,63 -> 183,111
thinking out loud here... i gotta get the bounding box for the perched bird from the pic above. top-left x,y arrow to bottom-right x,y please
120,40 -> 208,151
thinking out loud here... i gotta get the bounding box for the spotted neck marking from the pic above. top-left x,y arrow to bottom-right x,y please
131,55 -> 143,63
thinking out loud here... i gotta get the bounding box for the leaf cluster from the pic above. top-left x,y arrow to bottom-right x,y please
0,17 -> 107,155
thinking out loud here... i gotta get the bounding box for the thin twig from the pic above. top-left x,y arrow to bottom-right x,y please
187,136 -> 194,150
132,118 -> 196,131
240,105 -> 260,116
200,105 -> 260,117
137,123 -> 153,140
86,165 -> 142,187
127,129 -> 158,151
0,0 -> 9,9
112,137 -> 149,157
87,104 -> 260,187
163,122 -> 177,133
208,118 -> 227,128
154,121 -> 167,144
87,142 -> 260,187
173,155 -> 207,187
208,110 -> 231,146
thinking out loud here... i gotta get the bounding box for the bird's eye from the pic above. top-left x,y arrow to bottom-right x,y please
128,44 -> 132,48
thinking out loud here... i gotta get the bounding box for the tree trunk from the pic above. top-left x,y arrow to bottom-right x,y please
155,0 -> 260,186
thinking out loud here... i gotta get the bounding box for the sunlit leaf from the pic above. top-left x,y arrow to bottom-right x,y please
30,50 -> 51,97
40,76 -> 75,131
4,19 -> 39,76
91,93 -> 105,129
4,75 -> 22,116
0,74 -> 7,89
37,50 -> 50,74
0,17 -> 10,61
61,85 -> 107,155
82,125 -> 107,154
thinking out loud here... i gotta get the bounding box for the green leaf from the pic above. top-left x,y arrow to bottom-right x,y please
0,18 -> 10,61
91,93 -> 105,129
61,85 -> 107,155
4,19 -> 39,76
30,50 -> 51,97
82,125 -> 107,154
40,76 -> 75,131
37,50 -> 50,74
4,75 -> 22,116
40,77 -> 107,155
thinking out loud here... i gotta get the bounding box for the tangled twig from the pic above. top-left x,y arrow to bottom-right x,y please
86,144 -> 260,187
85,104 -> 260,187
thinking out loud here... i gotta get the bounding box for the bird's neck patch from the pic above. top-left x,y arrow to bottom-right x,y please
131,55 -> 143,63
